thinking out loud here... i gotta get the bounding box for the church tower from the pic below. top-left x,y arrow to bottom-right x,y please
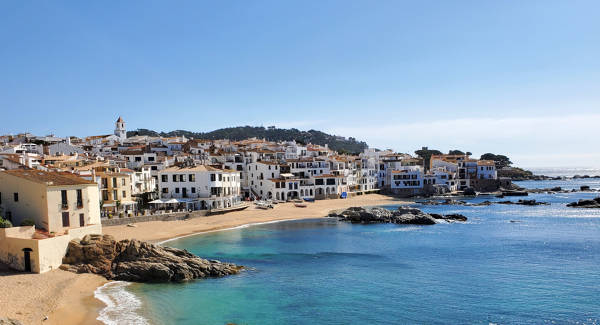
115,116 -> 127,140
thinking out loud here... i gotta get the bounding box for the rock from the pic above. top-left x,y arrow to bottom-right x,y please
463,188 -> 476,196
497,200 -> 549,206
580,185 -> 591,191
432,214 -> 468,222
332,206 -> 442,225
61,235 -> 243,282
0,318 -> 24,325
566,197 -> 600,208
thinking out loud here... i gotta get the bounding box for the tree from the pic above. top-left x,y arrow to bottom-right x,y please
448,150 -> 465,155
480,153 -> 513,169
415,148 -> 443,171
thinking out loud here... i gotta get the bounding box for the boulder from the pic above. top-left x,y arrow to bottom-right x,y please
61,235 -> 243,282
332,206 -> 447,225
567,197 -> 600,208
431,213 -> 468,222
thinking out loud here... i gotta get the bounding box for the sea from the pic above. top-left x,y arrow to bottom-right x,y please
96,176 -> 600,325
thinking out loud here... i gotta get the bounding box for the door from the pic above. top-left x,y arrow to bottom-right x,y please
62,212 -> 70,227
79,213 -> 85,227
23,248 -> 32,272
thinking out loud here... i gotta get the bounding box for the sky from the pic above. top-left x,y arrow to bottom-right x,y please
1,1 -> 599,168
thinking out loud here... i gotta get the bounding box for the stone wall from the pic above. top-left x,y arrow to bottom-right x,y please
101,210 -> 209,227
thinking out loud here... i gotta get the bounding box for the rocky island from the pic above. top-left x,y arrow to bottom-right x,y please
566,197 -> 600,209
329,207 -> 467,225
60,234 -> 243,282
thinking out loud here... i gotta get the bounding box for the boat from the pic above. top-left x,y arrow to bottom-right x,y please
303,198 -> 315,202
255,200 -> 274,209
294,203 -> 308,208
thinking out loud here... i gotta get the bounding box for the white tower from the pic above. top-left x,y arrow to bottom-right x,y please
115,116 -> 127,140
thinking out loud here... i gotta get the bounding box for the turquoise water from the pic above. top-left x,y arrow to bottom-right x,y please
117,182 -> 600,325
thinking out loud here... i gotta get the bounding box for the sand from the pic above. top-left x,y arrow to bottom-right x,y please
0,264 -> 106,325
104,193 -> 407,243
0,194 -> 405,324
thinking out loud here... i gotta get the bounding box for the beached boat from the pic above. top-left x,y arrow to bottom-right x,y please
294,203 -> 308,208
255,201 -> 274,209
303,198 -> 315,202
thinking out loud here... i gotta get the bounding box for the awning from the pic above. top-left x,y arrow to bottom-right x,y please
280,173 -> 295,177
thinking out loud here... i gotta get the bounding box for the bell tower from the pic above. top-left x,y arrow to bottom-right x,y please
115,116 -> 127,140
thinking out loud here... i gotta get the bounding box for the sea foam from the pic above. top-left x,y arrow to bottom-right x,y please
94,281 -> 149,325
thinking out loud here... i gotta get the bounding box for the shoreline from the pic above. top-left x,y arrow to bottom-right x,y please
2,194 -> 406,325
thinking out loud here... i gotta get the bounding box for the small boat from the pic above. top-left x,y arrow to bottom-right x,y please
255,200 -> 274,209
303,198 -> 315,202
294,202 -> 308,208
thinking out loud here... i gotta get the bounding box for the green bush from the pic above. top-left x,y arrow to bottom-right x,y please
0,218 -> 13,228
20,219 -> 36,227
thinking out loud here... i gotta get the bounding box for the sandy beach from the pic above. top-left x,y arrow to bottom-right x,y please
0,194 -> 405,324
0,264 -> 106,325
104,193 -> 406,243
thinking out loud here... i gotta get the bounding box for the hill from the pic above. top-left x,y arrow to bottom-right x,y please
127,126 -> 369,154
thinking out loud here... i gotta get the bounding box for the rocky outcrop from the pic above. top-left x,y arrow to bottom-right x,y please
0,318 -> 23,325
429,213 -> 468,222
60,234 -> 243,282
566,197 -> 600,209
329,207 -> 467,225
418,199 -> 549,207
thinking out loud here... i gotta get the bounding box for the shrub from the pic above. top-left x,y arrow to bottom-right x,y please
20,219 -> 36,227
0,218 -> 13,228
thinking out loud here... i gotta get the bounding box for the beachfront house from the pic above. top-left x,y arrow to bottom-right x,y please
0,170 -> 102,273
157,164 -> 243,210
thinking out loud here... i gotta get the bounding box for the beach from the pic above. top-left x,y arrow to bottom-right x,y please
104,193 -> 405,243
0,264 -> 106,325
0,193 -> 404,324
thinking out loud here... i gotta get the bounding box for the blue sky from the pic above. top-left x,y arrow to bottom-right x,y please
1,1 -> 599,167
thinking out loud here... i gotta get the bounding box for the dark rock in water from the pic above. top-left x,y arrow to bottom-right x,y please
431,213 -> 468,222
509,220 -> 522,223
566,197 -> 600,209
331,206 -> 467,225
497,200 -> 549,206
61,234 -> 243,282
580,185 -> 591,191
0,318 -> 24,325
463,188 -> 476,196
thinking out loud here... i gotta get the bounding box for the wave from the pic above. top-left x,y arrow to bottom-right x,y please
94,281 -> 150,325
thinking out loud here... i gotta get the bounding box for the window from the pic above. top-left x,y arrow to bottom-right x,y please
175,188 -> 180,194
76,189 -> 83,208
14,193 -> 18,202
218,174 -> 222,181
113,190 -> 118,200
148,156 -> 155,162
210,174 -> 216,181
189,174 -> 195,182
102,178 -> 108,188
191,187 -> 196,194
162,175 -> 168,182
135,156 -> 142,162
112,178 -> 117,187
162,188 -> 168,194
79,213 -> 85,227
122,191 -> 126,198
102,190 -> 109,201
173,175 -> 178,182
151,166 -> 157,170
122,178 -> 126,186
62,212 -> 70,227
179,174 -> 185,182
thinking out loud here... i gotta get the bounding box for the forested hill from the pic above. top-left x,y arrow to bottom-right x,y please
127,126 -> 369,154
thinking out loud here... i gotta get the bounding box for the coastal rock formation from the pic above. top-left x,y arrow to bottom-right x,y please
566,197 -> 600,209
329,207 -> 467,225
418,199 -> 549,207
0,318 -> 23,325
60,234 -> 243,282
